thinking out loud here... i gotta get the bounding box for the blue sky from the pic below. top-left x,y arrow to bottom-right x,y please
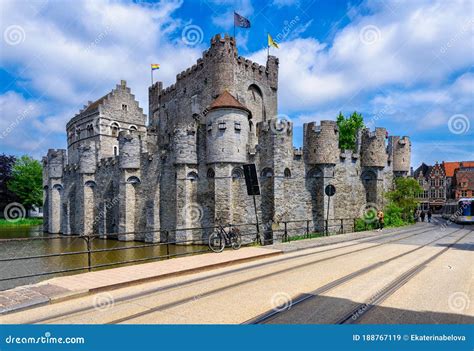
0,0 -> 473,167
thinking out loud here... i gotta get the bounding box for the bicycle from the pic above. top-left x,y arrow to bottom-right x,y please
208,224 -> 242,253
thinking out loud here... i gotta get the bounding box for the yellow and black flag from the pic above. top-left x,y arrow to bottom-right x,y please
268,33 -> 279,49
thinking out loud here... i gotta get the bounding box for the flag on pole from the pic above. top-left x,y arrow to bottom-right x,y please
268,34 -> 279,49
234,12 -> 251,28
151,64 -> 160,70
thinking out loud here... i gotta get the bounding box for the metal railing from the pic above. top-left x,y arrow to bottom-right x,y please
0,217 -> 363,285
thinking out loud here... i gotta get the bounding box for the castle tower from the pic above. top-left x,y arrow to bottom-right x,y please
388,136 -> 411,176
360,128 -> 388,207
42,149 -> 66,234
303,121 -> 340,231
257,117 -> 293,244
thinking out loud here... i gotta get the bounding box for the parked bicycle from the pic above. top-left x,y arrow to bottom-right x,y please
208,224 -> 242,253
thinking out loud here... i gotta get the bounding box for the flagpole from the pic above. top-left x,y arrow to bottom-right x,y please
151,68 -> 153,86
267,33 -> 270,60
233,11 -> 236,40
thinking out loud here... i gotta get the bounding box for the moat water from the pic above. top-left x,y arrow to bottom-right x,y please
0,226 -> 205,291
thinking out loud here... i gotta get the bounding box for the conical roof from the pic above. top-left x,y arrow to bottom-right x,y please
208,91 -> 251,115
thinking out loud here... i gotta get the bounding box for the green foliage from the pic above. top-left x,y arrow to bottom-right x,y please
0,218 -> 43,227
7,156 -> 43,210
336,111 -> 365,151
386,177 -> 422,221
383,202 -> 406,227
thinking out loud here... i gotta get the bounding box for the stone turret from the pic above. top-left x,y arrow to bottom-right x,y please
44,149 -> 66,181
206,91 -> 250,164
388,136 -> 411,174
303,121 -> 340,164
119,131 -> 140,169
361,128 -> 388,168
207,34 -> 237,98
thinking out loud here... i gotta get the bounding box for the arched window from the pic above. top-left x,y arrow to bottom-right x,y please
52,184 -> 64,192
129,125 -> 138,133
207,168 -> 215,179
231,167 -> 244,180
126,176 -> 141,185
113,146 -> 118,156
110,122 -> 120,137
186,172 -> 199,181
284,168 -> 291,178
260,167 -> 274,178
84,180 -> 96,188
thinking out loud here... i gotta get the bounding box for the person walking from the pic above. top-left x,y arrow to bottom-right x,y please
427,209 -> 432,223
377,210 -> 384,231
420,210 -> 426,222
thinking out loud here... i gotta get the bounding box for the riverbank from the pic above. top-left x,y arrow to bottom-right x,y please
0,218 -> 43,227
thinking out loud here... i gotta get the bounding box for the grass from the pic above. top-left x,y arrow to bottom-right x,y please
0,218 -> 43,227
283,232 -> 325,242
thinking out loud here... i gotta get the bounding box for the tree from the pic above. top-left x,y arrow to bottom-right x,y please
336,111 -> 365,151
386,177 -> 423,222
7,155 -> 43,210
0,154 -> 18,211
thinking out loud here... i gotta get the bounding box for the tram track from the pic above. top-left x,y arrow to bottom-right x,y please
15,224 -> 451,324
246,226 -> 471,324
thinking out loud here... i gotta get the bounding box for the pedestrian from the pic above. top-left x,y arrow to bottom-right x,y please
420,211 -> 425,222
377,210 -> 384,231
427,209 -> 432,223
414,209 -> 419,222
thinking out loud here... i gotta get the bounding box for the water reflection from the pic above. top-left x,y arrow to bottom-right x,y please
0,226 -> 206,291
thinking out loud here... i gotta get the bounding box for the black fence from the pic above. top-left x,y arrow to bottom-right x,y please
0,217 -> 364,287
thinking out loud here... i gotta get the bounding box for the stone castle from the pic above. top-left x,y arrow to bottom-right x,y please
42,34 -> 411,244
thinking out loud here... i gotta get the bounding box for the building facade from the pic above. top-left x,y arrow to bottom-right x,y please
42,34 -> 412,244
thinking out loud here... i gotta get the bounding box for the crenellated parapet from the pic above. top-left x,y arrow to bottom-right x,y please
303,120 -> 340,165
43,149 -> 67,184
360,127 -> 388,168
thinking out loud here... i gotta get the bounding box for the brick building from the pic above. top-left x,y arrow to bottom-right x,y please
414,162 -> 446,212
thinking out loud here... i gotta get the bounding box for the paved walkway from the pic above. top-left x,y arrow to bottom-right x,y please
0,247 -> 280,315
0,224 -> 428,315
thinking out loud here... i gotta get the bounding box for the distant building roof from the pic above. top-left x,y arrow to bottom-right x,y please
209,90 -> 251,115
414,163 -> 432,179
442,161 -> 474,177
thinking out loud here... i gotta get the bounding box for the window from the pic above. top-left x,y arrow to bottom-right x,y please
186,172 -> 198,181
284,168 -> 291,178
234,122 -> 241,131
113,146 -> 118,156
129,125 -> 137,133
122,104 -> 128,111
440,179 -> 444,186
218,122 -> 226,130
431,179 -> 435,186
461,190 -> 467,197
424,190 -> 428,198
261,168 -> 274,178
111,122 -> 120,137
231,167 -> 244,180
431,189 -> 436,198
207,122 -> 212,132
207,168 -> 215,179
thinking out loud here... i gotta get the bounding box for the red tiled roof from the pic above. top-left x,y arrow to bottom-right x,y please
209,91 -> 250,115
442,161 -> 474,177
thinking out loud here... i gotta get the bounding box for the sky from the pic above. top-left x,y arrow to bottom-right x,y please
0,0 -> 473,168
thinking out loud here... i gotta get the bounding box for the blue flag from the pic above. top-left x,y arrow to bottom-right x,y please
234,12 -> 250,28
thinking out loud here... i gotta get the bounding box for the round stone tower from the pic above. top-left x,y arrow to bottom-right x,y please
206,91 -> 250,164
207,34 -> 237,98
119,131 -> 140,169
78,142 -> 97,174
303,120 -> 339,164
361,128 -> 388,168
389,136 -> 411,173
